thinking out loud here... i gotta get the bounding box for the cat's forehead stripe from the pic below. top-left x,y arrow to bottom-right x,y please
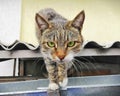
44,28 -> 80,42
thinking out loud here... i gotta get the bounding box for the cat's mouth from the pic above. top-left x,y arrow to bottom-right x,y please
52,58 -> 65,63
56,60 -> 66,64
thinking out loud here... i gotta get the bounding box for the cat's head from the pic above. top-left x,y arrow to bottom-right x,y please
35,10 -> 85,63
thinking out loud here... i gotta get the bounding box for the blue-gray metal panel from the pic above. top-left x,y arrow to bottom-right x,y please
0,75 -> 120,96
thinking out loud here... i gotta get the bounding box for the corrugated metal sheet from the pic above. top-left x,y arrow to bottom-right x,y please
0,40 -> 39,51
0,40 -> 120,51
84,41 -> 120,48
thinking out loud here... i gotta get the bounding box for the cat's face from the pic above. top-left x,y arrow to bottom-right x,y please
36,11 -> 85,63
40,27 -> 83,63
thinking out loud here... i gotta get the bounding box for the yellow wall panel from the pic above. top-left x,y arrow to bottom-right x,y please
21,0 -> 120,45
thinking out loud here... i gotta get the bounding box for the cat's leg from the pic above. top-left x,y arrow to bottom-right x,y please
44,58 -> 59,90
37,58 -> 59,90
46,64 -> 59,90
58,64 -> 68,89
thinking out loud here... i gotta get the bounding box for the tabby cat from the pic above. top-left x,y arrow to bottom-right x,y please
35,8 -> 85,90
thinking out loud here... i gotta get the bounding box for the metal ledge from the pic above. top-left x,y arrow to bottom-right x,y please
0,75 -> 120,96
0,49 -> 120,59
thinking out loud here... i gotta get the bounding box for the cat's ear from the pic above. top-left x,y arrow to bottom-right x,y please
35,13 -> 49,32
71,10 -> 85,31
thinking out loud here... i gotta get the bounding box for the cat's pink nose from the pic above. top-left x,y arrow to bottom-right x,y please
56,49 -> 66,61
58,55 -> 65,61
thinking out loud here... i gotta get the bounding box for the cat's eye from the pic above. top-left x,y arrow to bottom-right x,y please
47,42 -> 55,47
67,41 -> 75,47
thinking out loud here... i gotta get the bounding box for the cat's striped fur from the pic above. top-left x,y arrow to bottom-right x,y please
35,8 -> 85,90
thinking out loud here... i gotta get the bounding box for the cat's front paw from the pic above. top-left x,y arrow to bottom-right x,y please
59,78 -> 68,89
49,83 -> 59,90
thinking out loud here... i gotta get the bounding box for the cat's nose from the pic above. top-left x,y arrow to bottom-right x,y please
58,55 -> 65,61
56,49 -> 66,61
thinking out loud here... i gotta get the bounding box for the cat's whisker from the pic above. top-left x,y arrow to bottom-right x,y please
32,58 -> 40,65
40,62 -> 45,72
73,58 -> 87,68
72,60 -> 83,76
73,59 -> 84,69
73,58 -> 92,73
70,61 -> 79,73
71,62 -> 79,73
86,62 -> 100,74
79,57 -> 96,69
31,58 -> 42,75
79,57 -> 100,73
89,56 -> 96,62
89,56 -> 101,74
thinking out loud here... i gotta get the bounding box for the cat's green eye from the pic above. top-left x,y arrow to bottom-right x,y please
67,41 -> 75,47
47,42 -> 55,47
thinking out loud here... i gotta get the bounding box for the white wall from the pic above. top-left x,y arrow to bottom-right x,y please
0,0 -> 21,45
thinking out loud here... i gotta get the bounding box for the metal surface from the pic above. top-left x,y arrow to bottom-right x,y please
0,75 -> 120,96
0,49 -> 120,59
